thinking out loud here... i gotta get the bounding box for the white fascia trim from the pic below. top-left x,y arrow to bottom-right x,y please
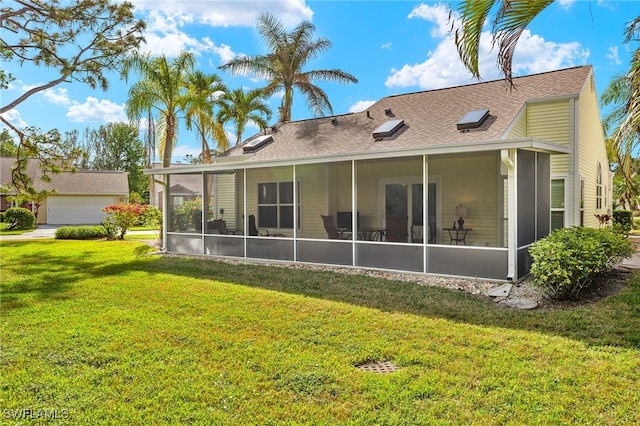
525,93 -> 579,105
147,138 -> 571,176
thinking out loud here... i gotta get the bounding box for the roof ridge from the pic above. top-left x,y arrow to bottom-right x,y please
383,65 -> 591,100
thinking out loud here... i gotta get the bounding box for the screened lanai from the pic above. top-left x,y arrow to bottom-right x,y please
154,144 -> 558,282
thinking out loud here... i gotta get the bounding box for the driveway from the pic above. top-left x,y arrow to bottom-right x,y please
0,224 -> 61,241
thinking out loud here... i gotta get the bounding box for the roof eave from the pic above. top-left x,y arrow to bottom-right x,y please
146,137 -> 570,175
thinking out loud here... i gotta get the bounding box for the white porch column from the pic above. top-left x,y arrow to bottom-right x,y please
501,149 -> 517,281
351,159 -> 357,266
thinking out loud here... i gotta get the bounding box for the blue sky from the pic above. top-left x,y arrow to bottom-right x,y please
2,0 -> 637,162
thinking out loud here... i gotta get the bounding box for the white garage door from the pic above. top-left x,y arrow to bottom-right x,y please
47,196 -> 118,225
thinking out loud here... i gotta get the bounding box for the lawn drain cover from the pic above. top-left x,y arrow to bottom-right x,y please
356,361 -> 398,373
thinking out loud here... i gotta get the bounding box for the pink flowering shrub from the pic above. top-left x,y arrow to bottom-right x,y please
102,203 -> 150,240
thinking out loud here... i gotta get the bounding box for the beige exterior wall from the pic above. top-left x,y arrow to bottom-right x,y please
429,152 -> 501,246
356,157 -> 423,230
245,166 -> 295,236
577,74 -> 610,228
526,100 -> 572,176
211,173 -> 240,229
37,198 -> 47,224
505,109 -> 527,138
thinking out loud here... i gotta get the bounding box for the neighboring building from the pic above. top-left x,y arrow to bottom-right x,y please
149,66 -> 611,281
1,158 -> 129,224
150,164 -> 202,210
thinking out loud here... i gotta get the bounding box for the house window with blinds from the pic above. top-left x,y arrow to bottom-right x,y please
257,182 -> 299,229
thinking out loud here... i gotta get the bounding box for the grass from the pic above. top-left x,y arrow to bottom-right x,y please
0,222 -> 36,235
2,240 -> 639,424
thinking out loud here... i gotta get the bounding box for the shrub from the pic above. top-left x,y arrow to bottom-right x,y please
171,198 -> 202,232
4,207 -> 35,230
529,227 -> 633,300
55,226 -> 109,240
102,203 -> 150,240
613,210 -> 632,235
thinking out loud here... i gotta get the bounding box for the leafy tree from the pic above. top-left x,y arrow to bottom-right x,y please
102,203 -> 150,240
0,0 -> 145,196
77,123 -> 147,196
219,13 -> 358,123
183,70 -> 229,162
0,129 -> 18,157
123,52 -> 195,168
217,88 -> 272,146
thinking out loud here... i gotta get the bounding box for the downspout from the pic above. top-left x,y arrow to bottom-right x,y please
501,149 -> 516,281
162,174 -> 169,252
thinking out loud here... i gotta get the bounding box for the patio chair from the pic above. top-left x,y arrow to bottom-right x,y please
248,214 -> 269,236
213,219 -> 242,235
385,216 -> 408,242
321,215 -> 350,239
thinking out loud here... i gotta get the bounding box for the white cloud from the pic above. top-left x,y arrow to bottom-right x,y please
201,38 -> 238,65
606,46 -> 622,65
66,97 -> 127,123
140,30 -> 205,57
171,143 -> 202,161
408,3 -> 452,38
43,88 -> 74,106
131,0 -> 313,28
348,100 -> 376,113
558,0 -> 576,10
386,3 -> 590,90
132,1 -> 313,61
511,31 -> 590,75
381,42 -> 392,50
1,109 -> 27,129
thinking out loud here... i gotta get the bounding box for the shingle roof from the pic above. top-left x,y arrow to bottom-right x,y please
221,66 -> 591,162
0,158 -> 129,195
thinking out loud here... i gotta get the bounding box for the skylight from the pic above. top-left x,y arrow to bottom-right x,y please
456,109 -> 490,130
242,135 -> 273,153
372,119 -> 404,139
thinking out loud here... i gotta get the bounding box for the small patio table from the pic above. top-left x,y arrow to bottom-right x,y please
444,227 -> 471,245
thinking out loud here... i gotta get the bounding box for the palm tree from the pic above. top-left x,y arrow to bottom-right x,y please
601,18 -> 640,210
183,70 -> 229,163
452,0 -> 554,87
453,2 -> 640,208
219,13 -> 358,123
123,51 -> 195,167
216,88 -> 272,146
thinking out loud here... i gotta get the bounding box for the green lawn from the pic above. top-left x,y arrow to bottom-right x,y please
2,240 -> 639,424
0,222 -> 36,235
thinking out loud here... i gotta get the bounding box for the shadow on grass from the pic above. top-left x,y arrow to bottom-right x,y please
2,240 -> 639,349
146,254 -> 640,350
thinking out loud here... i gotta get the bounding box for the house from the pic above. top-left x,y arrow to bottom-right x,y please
1,158 -> 129,224
149,66 -> 611,281
149,164 -> 202,210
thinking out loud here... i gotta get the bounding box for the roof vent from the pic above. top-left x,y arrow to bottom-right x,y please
372,119 -> 404,139
243,135 -> 273,153
456,109 -> 490,130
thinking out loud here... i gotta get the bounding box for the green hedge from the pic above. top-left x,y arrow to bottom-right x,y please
529,227 -> 633,300
55,226 -> 109,240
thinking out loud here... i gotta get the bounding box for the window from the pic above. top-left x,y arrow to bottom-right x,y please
551,178 -> 565,231
596,162 -> 603,209
257,181 -> 298,229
